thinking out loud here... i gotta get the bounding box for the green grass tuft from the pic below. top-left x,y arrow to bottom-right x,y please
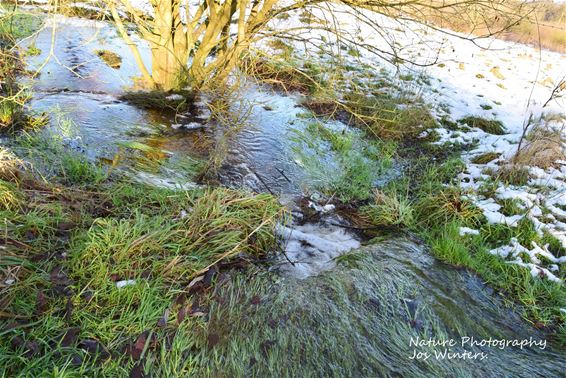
471,152 -> 501,164
0,179 -> 23,210
72,188 -> 283,285
458,116 -> 506,135
60,153 -> 106,185
361,188 -> 414,228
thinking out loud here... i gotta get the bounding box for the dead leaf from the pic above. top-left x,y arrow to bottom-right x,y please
130,362 -> 145,378
61,327 -> 80,347
177,306 -> 187,324
70,354 -> 83,366
260,340 -> 275,356
130,331 -> 149,360
50,265 -> 70,286
203,266 -> 217,287
11,336 -> 40,357
157,309 -> 170,328
207,333 -> 219,348
250,295 -> 261,305
57,222 -> 75,232
36,291 -> 48,314
64,297 -> 73,322
79,339 -> 110,360
50,265 -> 73,296
81,290 -> 93,303
175,293 -> 186,306
186,275 -> 204,294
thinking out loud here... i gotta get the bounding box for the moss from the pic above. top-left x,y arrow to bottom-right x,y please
347,47 -> 360,57
25,44 -> 41,56
471,152 -> 501,164
439,116 -> 461,131
0,9 -> 42,40
95,49 -> 122,69
120,90 -> 195,113
458,116 -> 506,135
276,12 -> 291,20
266,38 -> 294,59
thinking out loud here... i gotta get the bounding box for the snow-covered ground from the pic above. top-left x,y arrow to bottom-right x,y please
265,3 -> 565,282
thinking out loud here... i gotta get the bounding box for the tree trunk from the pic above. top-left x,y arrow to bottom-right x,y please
151,43 -> 185,91
150,0 -> 188,91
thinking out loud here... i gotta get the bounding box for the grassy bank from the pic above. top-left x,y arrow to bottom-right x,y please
359,156 -> 566,345
0,11 -> 286,374
0,142 -> 284,376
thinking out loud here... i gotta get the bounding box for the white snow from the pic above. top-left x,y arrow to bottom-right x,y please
276,223 -> 360,279
116,279 -> 136,288
264,3 -> 565,284
459,227 -> 480,236
165,94 -> 184,101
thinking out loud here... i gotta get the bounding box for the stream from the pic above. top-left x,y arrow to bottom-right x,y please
204,240 -> 565,376
11,14 -> 566,375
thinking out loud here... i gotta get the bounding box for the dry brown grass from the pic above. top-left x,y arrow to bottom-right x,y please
499,20 -> 566,53
0,147 -> 24,181
409,0 -> 565,53
514,126 -> 565,169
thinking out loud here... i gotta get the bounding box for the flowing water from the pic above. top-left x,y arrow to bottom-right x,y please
21,15 -> 366,278
13,14 -> 566,374
202,240 -> 565,376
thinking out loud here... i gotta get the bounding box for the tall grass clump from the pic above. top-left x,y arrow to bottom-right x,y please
0,179 -> 23,210
513,126 -> 565,169
72,188 -> 284,286
0,8 -> 44,131
361,188 -> 414,228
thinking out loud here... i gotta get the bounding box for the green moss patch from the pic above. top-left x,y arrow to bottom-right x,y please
458,116 -> 506,135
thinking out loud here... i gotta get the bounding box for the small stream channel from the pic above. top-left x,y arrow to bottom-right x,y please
10,14 -> 566,375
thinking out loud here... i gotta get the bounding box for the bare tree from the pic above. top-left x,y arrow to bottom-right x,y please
107,0 -> 285,90
104,0 -> 527,91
